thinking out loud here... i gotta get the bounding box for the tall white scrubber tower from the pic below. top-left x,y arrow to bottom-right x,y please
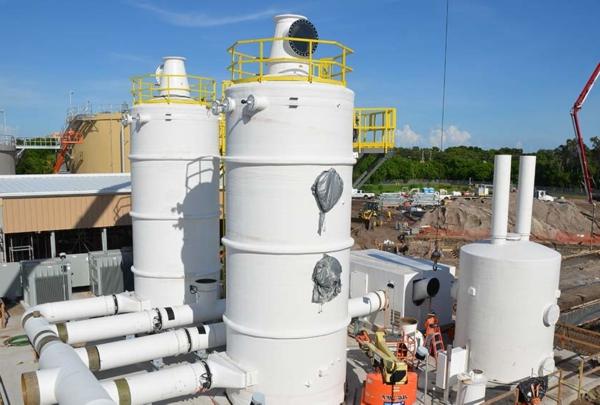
454,155 -> 561,384
128,57 -> 221,307
218,15 -> 355,404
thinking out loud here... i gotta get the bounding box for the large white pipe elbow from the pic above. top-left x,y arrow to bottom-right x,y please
348,291 -> 387,318
491,155 -> 512,244
21,343 -> 115,405
55,299 -> 226,344
75,323 -> 226,371
516,155 -> 536,240
21,309 -> 116,405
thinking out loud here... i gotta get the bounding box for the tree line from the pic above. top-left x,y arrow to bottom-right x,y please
355,137 -> 600,189
17,136 -> 600,190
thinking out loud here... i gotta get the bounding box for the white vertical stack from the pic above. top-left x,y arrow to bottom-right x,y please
221,15 -> 355,404
129,57 -> 220,307
454,155 -> 561,384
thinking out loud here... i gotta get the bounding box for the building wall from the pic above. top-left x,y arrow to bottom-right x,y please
70,113 -> 131,173
1,194 -> 131,233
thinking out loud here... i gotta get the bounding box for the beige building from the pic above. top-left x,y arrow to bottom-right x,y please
0,173 -> 131,263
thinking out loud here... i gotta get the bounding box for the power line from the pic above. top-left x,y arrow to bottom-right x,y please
439,0 -> 450,151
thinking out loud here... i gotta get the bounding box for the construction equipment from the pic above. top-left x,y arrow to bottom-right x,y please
424,313 -> 445,359
358,200 -> 383,230
570,62 -> 600,204
356,330 -> 418,405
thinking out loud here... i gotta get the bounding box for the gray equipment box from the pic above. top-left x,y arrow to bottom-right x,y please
21,258 -> 72,306
89,248 -> 133,296
66,253 -> 91,287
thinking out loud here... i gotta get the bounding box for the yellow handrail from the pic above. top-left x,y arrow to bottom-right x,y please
130,74 -> 216,105
227,36 -> 353,86
352,108 -> 397,153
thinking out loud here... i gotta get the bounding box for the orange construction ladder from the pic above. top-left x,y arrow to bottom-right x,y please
424,313 -> 445,358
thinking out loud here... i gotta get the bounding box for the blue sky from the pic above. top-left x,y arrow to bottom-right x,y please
0,0 -> 599,151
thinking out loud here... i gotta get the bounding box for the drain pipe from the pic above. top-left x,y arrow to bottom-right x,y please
490,155 -> 512,245
75,323 -> 226,371
515,155 -> 536,241
54,299 -> 226,344
349,291 -> 387,318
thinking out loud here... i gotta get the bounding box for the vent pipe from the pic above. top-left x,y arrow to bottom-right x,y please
490,155 -> 512,244
268,14 -> 313,76
515,155 -> 536,240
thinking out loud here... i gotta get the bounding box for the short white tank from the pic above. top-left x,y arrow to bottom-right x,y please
454,155 -> 561,384
222,80 -> 355,404
454,240 -> 560,383
129,57 -> 220,307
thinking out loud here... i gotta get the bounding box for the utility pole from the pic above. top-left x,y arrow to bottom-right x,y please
69,90 -> 74,108
0,110 -> 5,133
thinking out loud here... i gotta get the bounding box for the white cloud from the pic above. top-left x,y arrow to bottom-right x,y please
130,1 -> 278,28
429,125 -> 472,147
515,140 -> 523,149
396,124 -> 422,147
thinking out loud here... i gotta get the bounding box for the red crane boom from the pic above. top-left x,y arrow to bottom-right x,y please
570,62 -> 600,204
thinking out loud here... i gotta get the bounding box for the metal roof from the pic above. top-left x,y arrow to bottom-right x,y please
0,173 -> 131,198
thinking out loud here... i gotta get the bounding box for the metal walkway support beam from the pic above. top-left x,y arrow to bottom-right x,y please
352,152 -> 393,189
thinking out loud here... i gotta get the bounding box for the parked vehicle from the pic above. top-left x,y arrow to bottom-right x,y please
536,190 -> 555,202
352,188 -> 375,199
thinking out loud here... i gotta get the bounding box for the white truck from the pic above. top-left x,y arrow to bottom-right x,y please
536,190 -> 555,202
352,188 -> 375,199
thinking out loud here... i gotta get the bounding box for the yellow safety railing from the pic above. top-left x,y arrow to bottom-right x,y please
131,74 -> 216,105
353,107 -> 397,153
227,37 -> 353,86
218,80 -> 233,155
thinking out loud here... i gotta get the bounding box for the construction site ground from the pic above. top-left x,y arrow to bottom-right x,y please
351,195 -> 600,325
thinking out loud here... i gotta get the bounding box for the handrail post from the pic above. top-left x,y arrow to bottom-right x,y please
557,369 -> 563,405
308,39 -> 313,83
259,41 -> 264,81
578,358 -> 584,400
342,48 -> 347,85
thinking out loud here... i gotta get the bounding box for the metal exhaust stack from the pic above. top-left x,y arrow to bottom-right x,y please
490,155 -> 512,244
515,155 -> 536,241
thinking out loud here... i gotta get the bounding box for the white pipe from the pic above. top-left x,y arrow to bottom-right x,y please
23,292 -> 146,324
55,299 -> 226,344
348,290 -> 387,318
101,363 -> 210,405
75,323 -> 226,371
21,316 -> 115,405
29,354 -> 250,405
101,359 -> 249,405
490,155 -> 512,244
515,155 -> 536,240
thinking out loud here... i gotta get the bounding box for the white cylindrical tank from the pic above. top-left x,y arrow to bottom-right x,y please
129,57 -> 220,307
222,70 -> 354,404
0,135 -> 16,175
454,156 -> 561,384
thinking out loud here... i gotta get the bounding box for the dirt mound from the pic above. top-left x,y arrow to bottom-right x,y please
419,196 -> 597,244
